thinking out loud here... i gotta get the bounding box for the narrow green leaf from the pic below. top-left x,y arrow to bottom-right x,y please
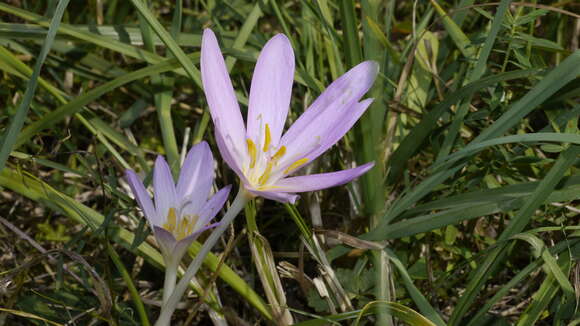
0,0 -> 70,172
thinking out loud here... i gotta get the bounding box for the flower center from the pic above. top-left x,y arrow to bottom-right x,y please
244,123 -> 308,190
163,207 -> 199,241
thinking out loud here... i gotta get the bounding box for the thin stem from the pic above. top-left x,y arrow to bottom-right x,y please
162,261 -> 178,305
154,187 -> 250,326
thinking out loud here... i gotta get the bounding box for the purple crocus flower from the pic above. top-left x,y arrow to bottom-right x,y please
201,29 -> 377,203
125,141 -> 231,265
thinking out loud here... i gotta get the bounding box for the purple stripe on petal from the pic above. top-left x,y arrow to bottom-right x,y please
177,142 -> 213,210
195,185 -> 231,230
247,189 -> 299,204
125,169 -> 158,225
247,34 -> 295,148
153,156 -> 177,224
272,162 -> 375,193
201,29 -> 248,171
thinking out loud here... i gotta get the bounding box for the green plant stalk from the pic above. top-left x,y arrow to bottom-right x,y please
245,201 -> 293,324
0,0 -> 70,172
155,187 -> 251,326
106,242 -> 151,326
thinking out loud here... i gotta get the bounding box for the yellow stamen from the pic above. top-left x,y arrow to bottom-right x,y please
263,124 -> 271,152
284,158 -> 309,174
163,207 -> 177,232
271,146 -> 286,161
176,218 -> 190,240
258,161 -> 274,185
246,139 -> 257,168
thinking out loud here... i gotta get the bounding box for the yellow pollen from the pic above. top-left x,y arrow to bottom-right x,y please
258,161 -> 274,185
163,207 -> 177,232
271,146 -> 286,161
263,124 -> 272,152
246,139 -> 257,168
284,158 -> 309,174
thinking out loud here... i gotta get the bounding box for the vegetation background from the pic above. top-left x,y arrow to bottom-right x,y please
0,0 -> 579,325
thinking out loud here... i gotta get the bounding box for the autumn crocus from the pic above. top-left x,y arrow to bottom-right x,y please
125,141 -> 230,303
201,29 -> 377,203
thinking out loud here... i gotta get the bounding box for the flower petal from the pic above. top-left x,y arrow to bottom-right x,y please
201,29 -> 248,173
195,185 -> 231,230
274,98 -> 374,177
279,61 -> 378,166
125,169 -> 158,225
153,155 -> 177,224
247,34 -> 295,149
176,142 -> 213,210
272,162 -> 375,193
247,189 -> 299,204
153,225 -> 177,260
302,98 -> 374,163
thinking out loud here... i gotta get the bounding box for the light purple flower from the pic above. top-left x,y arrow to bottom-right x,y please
200,29 -> 377,203
125,141 -> 231,264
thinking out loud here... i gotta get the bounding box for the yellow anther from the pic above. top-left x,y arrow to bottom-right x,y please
246,139 -> 257,168
258,161 -> 274,185
176,218 -> 190,240
271,146 -> 286,161
163,207 -> 177,232
263,124 -> 271,152
284,158 -> 309,174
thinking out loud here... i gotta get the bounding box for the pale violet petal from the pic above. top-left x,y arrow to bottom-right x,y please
279,61 -> 378,162
272,162 -> 375,193
247,189 -> 299,204
247,34 -> 295,148
201,28 -> 248,173
300,98 -> 374,165
125,169 -> 159,226
194,185 -> 231,231
153,226 -> 177,261
176,142 -> 213,210
153,156 -> 177,223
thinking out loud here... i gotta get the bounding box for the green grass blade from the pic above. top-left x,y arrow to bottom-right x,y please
15,53 -> 194,148
387,250 -> 446,326
449,144 -> 580,325
0,0 -> 70,172
435,0 -> 511,163
387,68 -> 541,183
472,51 -> 580,144
128,0 -> 201,85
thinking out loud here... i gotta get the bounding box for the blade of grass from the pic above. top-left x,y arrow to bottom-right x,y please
387,68 -> 541,183
449,144 -> 580,325
128,0 -> 200,85
137,0 -> 180,172
0,0 -> 70,172
435,0 -> 511,163
105,241 -> 151,326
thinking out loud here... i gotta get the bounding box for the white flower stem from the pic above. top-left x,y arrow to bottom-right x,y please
162,260 -> 178,305
154,187 -> 250,326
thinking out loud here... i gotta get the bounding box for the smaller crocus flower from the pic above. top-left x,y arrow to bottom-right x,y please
125,141 -> 231,266
201,29 -> 377,203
